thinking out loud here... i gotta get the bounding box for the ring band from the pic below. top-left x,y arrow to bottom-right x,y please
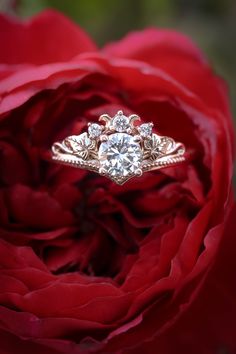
51,110 -> 186,185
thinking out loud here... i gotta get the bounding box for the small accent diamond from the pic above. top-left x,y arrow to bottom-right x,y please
139,123 -> 153,137
112,114 -> 130,132
88,123 -> 103,138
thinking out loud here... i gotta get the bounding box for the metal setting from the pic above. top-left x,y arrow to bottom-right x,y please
51,111 -> 186,185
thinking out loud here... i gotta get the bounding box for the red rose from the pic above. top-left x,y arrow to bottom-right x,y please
0,10 -> 235,354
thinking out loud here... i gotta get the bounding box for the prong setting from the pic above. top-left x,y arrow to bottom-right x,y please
133,135 -> 142,143
99,134 -> 108,142
99,167 -> 107,175
135,168 -> 143,176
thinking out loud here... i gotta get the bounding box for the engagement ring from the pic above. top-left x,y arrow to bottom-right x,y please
51,111 -> 186,185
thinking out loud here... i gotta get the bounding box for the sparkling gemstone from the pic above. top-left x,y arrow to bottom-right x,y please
88,123 -> 103,138
98,133 -> 142,177
112,114 -> 130,132
139,123 -> 153,137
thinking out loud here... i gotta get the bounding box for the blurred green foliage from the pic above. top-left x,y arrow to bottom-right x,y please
0,0 -> 236,118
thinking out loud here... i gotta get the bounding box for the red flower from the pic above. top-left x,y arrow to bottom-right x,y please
0,10 -> 235,354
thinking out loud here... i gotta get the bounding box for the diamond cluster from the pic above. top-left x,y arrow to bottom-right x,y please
90,111 -> 150,178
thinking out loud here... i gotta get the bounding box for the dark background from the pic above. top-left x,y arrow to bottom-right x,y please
1,0 -> 236,116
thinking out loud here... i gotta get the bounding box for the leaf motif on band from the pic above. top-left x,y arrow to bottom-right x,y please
63,133 -> 97,160
144,134 -> 184,160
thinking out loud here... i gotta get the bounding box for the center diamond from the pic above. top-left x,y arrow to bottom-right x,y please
98,133 -> 142,177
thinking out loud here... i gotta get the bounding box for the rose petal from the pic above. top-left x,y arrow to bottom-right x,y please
103,28 -> 229,115
0,10 -> 96,65
7,184 -> 74,229
125,205 -> 236,354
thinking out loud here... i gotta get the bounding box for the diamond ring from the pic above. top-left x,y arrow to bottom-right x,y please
51,111 -> 186,185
